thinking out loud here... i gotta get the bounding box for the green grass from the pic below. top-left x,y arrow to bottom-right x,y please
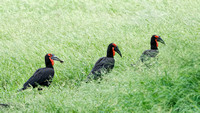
1,0 -> 200,112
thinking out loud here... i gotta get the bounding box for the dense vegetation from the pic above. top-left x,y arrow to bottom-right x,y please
1,0 -> 200,112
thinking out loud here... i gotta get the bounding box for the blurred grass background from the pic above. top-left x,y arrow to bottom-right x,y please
0,0 -> 200,112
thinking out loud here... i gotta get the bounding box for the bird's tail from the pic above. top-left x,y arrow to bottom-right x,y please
85,76 -> 91,83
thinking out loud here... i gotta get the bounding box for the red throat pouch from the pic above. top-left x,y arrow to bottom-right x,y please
112,47 -> 115,56
49,57 -> 54,66
48,54 -> 54,66
155,39 -> 158,47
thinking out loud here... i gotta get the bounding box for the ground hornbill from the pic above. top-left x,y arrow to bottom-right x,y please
140,35 -> 165,62
18,53 -> 63,91
86,43 -> 122,82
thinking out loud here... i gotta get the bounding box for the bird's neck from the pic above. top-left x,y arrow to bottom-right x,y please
107,47 -> 114,58
151,39 -> 158,50
107,54 -> 114,58
45,64 -> 54,68
151,45 -> 158,50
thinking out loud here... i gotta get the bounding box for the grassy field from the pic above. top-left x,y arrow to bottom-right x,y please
1,0 -> 200,112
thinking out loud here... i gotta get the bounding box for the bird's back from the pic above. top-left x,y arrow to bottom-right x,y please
140,49 -> 159,62
23,67 -> 54,89
88,57 -> 115,80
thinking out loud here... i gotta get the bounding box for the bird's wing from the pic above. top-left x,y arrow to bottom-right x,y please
36,68 -> 54,85
87,57 -> 115,81
101,58 -> 115,71
142,50 -> 159,57
23,68 -> 44,88
140,50 -> 159,62
24,68 -> 54,88
140,50 -> 150,62
92,57 -> 115,73
149,50 -> 159,57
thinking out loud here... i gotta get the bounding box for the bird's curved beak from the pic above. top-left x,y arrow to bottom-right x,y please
114,46 -> 122,57
157,37 -> 165,45
51,54 -> 64,63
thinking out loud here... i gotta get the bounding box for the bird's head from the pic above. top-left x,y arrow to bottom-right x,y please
107,43 -> 122,58
151,35 -> 165,49
45,53 -> 64,67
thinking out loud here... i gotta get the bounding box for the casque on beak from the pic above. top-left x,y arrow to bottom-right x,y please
114,46 -> 122,57
51,54 -> 64,63
157,37 -> 165,45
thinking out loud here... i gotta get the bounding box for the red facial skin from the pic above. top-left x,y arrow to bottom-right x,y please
112,43 -> 117,56
112,47 -> 115,56
48,54 -> 54,66
154,35 -> 159,47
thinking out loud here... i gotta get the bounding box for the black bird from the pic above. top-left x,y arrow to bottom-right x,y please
18,53 -> 63,91
86,43 -> 122,82
140,35 -> 165,62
